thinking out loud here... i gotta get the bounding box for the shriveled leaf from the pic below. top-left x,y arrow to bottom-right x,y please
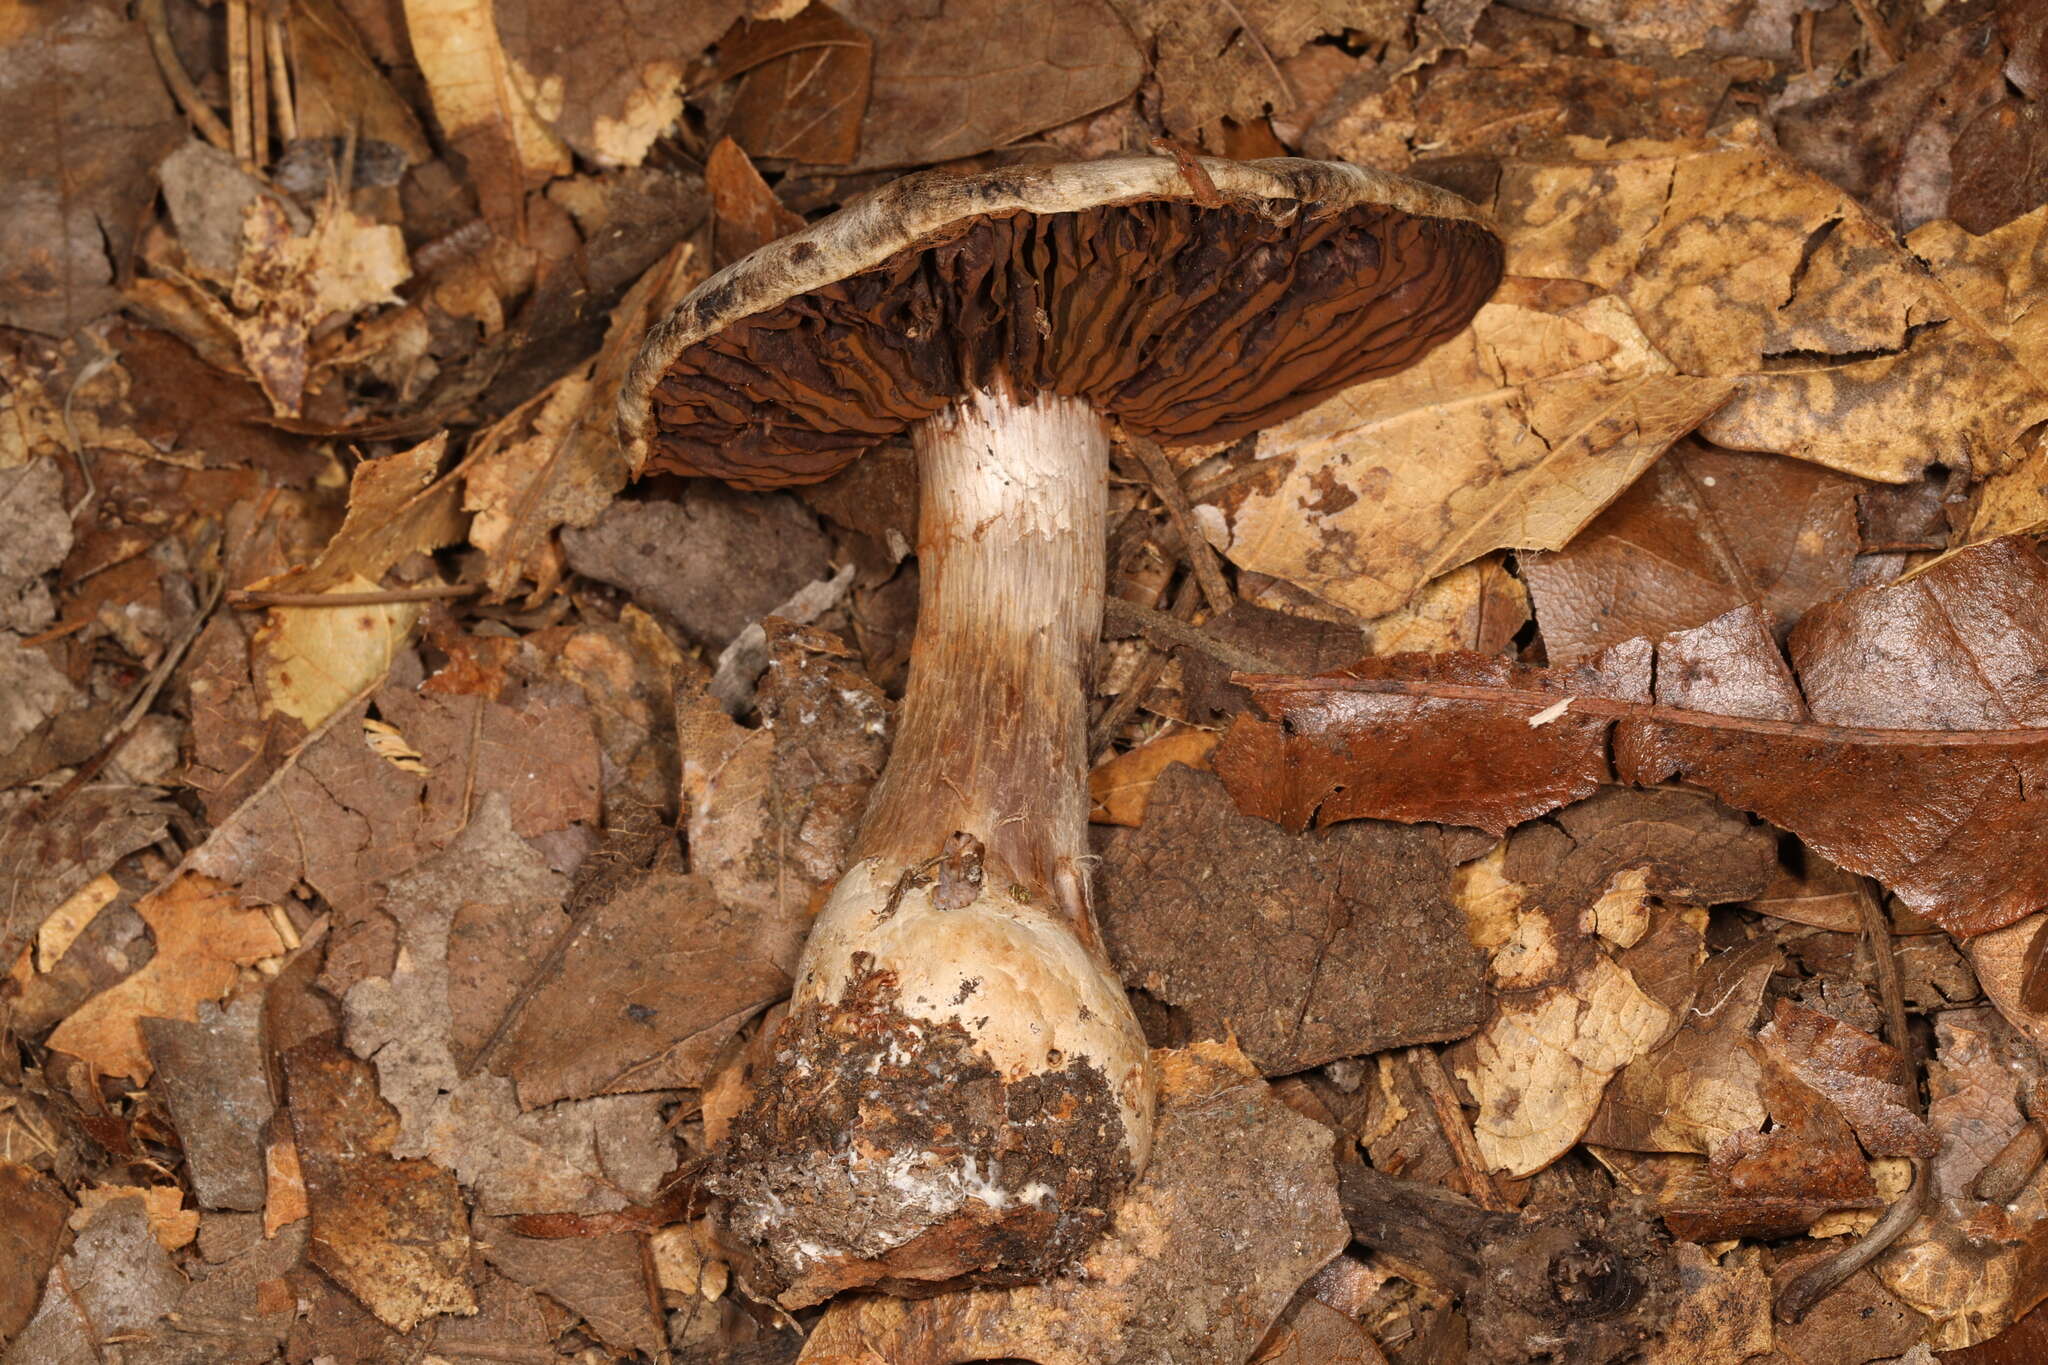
289,0 -> 433,165
0,1162 -> 68,1345
46,874 -> 284,1083
1756,998 -> 1937,1158
1196,291 -> 1731,619
474,1216 -> 665,1358
463,239 -> 706,600
706,137 -> 808,266
796,1042 -> 1348,1365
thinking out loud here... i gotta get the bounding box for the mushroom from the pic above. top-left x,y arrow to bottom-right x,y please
618,154 -> 1502,1306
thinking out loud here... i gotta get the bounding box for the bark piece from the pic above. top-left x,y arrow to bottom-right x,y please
562,487 -> 830,649
1101,765 -> 1487,1074
794,1042 -> 1348,1364
141,994 -> 273,1211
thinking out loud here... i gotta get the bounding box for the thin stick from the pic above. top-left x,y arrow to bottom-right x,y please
1847,0 -> 1901,64
139,0 -> 233,152
248,1 -> 270,167
267,14 -> 298,143
226,0 -> 253,164
228,583 -> 480,609
1124,433 -> 1233,615
1103,595 -> 1280,674
1090,578 -> 1200,759
1405,1044 -> 1514,1212
1774,880 -> 1927,1322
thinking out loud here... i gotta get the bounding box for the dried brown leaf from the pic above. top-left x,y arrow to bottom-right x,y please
1220,540 -> 2048,937
1196,291 -> 1731,619
46,874 -> 284,1083
0,1162 -> 68,1345
827,0 -> 1143,169
1522,442 -> 1864,664
402,0 -> 573,229
474,1215 -> 665,1358
6,1197 -> 183,1365
725,5 -> 874,165
0,1 -> 183,334
282,1036 -> 477,1333
140,994 -> 272,1211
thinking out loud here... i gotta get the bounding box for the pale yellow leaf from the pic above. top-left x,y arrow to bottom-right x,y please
255,572 -> 419,728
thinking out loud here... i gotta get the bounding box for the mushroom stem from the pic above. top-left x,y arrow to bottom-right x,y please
708,388 -> 1155,1306
861,387 -> 1108,910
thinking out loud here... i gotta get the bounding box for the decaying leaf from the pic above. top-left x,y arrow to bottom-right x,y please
401,0 -> 574,230
1455,954 -> 1674,1177
341,797 -> 677,1215
474,1215 -> 666,1358
796,1041 -> 1348,1365
1195,287 -> 1732,620
1101,764 -> 1489,1074
1219,540 -> 2048,937
494,0 -> 740,169
828,0 -> 1145,170
1499,134 -> 2048,489
6,1196 -> 183,1365
462,239 -> 706,600
46,874 -> 284,1083
283,1035 -> 477,1333
1522,441 -> 1865,664
0,1162 -> 69,1345
1111,0 -> 1388,136
140,993 -> 273,1211
723,5 -> 875,165
0,0 -> 183,334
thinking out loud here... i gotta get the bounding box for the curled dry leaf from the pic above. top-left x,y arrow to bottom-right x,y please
1196,287 -> 1733,620
796,1041 -> 1348,1365
461,238 -> 706,601
45,874 -> 284,1083
1218,539 -> 2048,938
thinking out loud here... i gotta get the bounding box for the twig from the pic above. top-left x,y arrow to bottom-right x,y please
1847,0 -> 1902,65
139,0 -> 233,152
1123,432 -> 1233,614
1103,595 -> 1281,674
226,0 -> 253,164
1090,578 -> 1201,759
268,14 -> 298,143
1774,880 -> 1927,1323
1405,1044 -> 1514,1213
247,0 -> 269,167
227,583 -> 481,609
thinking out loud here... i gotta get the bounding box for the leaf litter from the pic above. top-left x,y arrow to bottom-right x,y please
7,2 -> 2048,1361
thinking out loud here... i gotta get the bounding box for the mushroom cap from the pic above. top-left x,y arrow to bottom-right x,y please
620,154 -> 1503,490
